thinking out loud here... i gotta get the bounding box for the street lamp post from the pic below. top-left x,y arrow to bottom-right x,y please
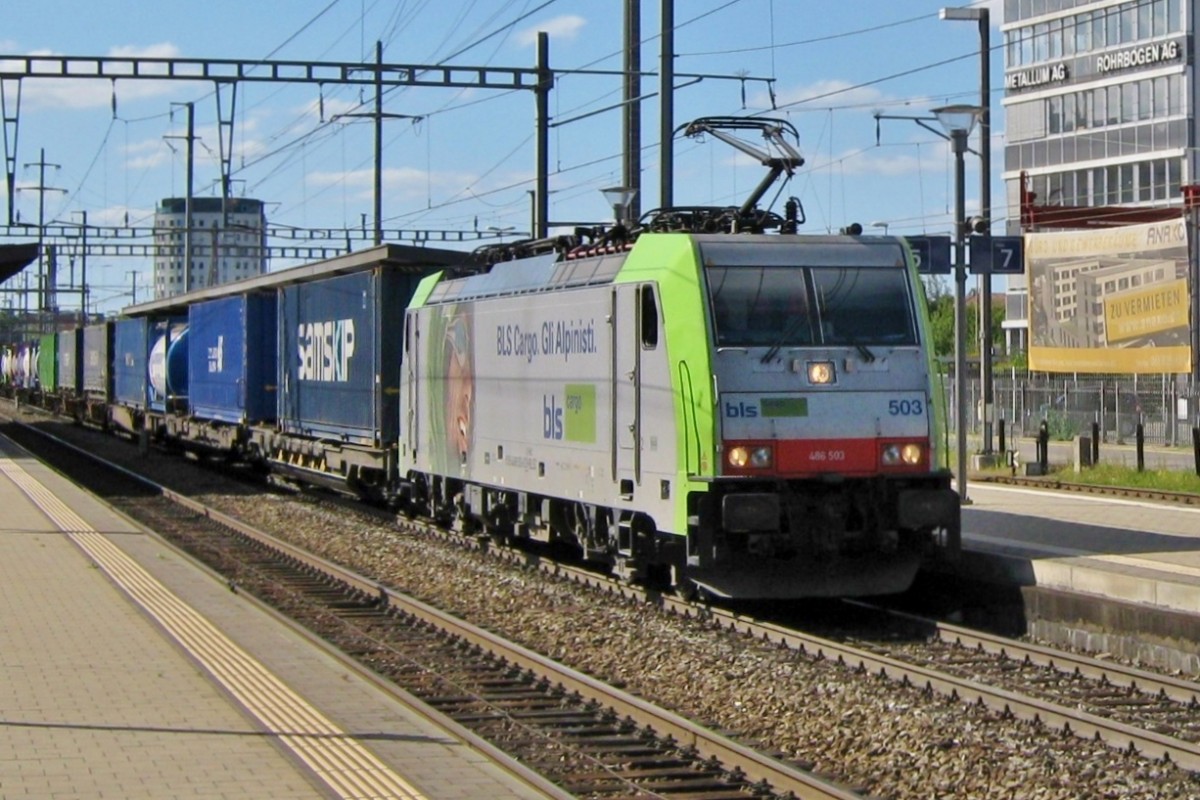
870,221 -> 890,235
932,104 -> 982,505
941,5 -> 993,456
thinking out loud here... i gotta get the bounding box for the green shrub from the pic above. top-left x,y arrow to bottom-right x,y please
1059,463 -> 1200,494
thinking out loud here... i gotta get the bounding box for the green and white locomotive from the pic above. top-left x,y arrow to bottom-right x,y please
398,119 -> 959,599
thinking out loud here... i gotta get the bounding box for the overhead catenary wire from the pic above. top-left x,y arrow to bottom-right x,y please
22,1 -> 1036,265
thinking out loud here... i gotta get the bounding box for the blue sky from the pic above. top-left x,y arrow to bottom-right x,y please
1,0 -> 1004,313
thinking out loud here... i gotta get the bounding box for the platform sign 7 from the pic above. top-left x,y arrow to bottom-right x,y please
969,235 -> 1024,275
905,235 -> 952,275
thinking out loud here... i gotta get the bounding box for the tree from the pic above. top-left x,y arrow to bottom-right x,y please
921,276 -> 1006,362
922,277 -> 954,358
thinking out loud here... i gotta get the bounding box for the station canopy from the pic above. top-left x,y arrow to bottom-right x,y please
0,243 -> 38,284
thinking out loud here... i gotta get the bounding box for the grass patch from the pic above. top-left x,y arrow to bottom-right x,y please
1052,463 -> 1200,495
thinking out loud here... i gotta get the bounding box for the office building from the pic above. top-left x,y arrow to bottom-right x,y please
1001,0 -> 1187,352
153,197 -> 266,298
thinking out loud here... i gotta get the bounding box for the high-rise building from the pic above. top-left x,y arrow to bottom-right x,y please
1001,0 -> 1187,352
153,197 -> 267,298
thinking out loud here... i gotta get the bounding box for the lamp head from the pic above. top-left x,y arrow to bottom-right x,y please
601,186 -> 638,224
601,186 -> 638,209
939,7 -> 985,21
931,104 -> 982,136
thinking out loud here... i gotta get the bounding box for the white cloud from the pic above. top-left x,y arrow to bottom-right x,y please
308,165 -> 477,200
753,79 -> 890,112
123,114 -> 267,173
295,96 -> 365,123
810,150 -> 931,178
7,43 -> 207,109
107,43 -> 181,60
86,204 -> 153,228
515,15 -> 586,47
125,138 -> 171,170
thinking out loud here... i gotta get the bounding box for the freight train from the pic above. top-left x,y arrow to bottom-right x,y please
0,117 -> 959,599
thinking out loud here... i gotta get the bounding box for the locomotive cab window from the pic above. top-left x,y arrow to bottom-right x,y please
708,266 -> 812,348
640,284 -> 659,349
706,260 -> 916,348
812,267 -> 917,346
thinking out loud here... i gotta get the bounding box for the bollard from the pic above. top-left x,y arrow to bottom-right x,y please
1136,423 -> 1145,472
1036,419 -> 1049,475
1075,435 -> 1092,472
1091,421 -> 1099,464
1193,427 -> 1199,478
998,419 -> 1007,454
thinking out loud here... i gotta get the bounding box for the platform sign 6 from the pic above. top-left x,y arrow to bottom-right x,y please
905,235 -> 952,275
969,235 -> 1025,275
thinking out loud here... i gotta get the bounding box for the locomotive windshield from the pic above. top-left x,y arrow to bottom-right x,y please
707,264 -> 917,348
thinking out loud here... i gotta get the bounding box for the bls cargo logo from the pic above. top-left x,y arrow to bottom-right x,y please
724,398 -> 807,418
543,384 -> 596,442
724,401 -> 758,418
298,319 -> 356,382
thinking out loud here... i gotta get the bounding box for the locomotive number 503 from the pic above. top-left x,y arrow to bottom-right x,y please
888,399 -> 924,416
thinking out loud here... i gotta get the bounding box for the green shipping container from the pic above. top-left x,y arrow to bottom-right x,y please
37,332 -> 57,392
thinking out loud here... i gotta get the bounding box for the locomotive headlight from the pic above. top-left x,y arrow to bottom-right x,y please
807,360 -> 836,385
727,445 -> 773,469
881,443 -> 924,466
749,446 -> 773,468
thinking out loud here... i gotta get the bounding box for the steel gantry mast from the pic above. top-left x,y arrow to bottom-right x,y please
0,50 -> 554,244
0,44 -> 777,283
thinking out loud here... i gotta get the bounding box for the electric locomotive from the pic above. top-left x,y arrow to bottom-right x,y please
397,118 -> 959,599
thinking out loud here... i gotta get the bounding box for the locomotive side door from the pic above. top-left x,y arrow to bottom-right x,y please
402,310 -> 419,464
612,284 -> 641,495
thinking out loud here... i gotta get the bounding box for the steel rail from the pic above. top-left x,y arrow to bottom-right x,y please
4,412 -> 861,800
873,603 -> 1200,708
422,522 -> 1200,770
717,612 -> 1200,771
11,404 -> 1200,778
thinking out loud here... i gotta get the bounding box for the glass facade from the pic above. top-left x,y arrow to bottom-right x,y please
1001,0 -> 1192,349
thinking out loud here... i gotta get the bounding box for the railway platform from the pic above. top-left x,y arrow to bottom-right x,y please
942,479 -> 1200,672
0,431 -> 569,800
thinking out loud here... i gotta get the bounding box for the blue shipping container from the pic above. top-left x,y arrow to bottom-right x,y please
56,328 -> 83,394
82,322 -> 113,398
113,317 -> 149,407
188,294 -> 278,423
277,269 -> 417,446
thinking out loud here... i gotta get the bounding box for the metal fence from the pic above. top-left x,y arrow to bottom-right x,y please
946,371 -> 1200,448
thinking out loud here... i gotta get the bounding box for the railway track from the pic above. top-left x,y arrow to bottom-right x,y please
977,473 -> 1200,506
6,402 -> 1200,797
306,477 -> 1200,772
2,414 -> 861,800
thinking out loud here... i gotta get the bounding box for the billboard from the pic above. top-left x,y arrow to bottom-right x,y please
1027,218 -> 1192,374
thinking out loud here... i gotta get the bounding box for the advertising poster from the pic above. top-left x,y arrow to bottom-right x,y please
1027,217 -> 1192,374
